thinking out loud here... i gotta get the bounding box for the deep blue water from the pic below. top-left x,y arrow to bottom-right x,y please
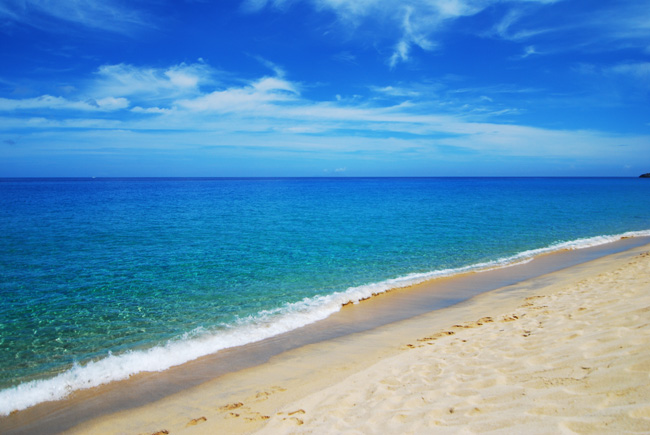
1,177 -> 649,413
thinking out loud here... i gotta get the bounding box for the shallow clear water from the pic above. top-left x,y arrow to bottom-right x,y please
1,177 -> 649,413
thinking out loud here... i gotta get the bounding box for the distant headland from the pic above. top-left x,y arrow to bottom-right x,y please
640,173 -> 650,178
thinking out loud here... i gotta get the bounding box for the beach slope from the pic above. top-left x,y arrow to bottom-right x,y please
261,247 -> 650,434
64,244 -> 650,435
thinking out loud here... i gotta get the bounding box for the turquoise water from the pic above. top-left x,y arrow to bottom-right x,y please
1,177 -> 649,413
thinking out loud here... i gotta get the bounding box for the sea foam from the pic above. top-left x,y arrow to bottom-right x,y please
1,229 -> 649,416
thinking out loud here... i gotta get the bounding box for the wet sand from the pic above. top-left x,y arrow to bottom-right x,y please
2,237 -> 650,434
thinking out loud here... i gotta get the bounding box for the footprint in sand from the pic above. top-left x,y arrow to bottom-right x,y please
251,386 -> 287,402
288,409 -> 306,416
501,314 -> 519,322
418,330 -> 455,342
219,402 -> 244,411
186,416 -> 207,427
278,410 -> 306,425
244,412 -> 271,421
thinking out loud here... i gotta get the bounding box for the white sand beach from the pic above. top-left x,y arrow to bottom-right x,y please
260,248 -> 650,434
65,243 -> 650,435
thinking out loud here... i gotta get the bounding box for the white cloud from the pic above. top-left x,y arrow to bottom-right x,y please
488,7 -> 554,42
371,85 -> 422,98
131,106 -> 171,114
92,97 -> 130,110
5,105 -> 647,166
0,115 -> 124,130
515,45 -> 540,59
92,63 -> 214,102
0,95 -> 129,111
253,57 -> 287,77
176,76 -> 299,112
3,60 -> 647,168
389,40 -> 410,67
165,70 -> 200,88
0,62 -> 217,116
252,76 -> 297,93
491,8 -> 521,39
389,5 -> 438,67
245,0 -> 650,68
243,0 -> 566,66
490,1 -> 650,55
317,0 -> 482,66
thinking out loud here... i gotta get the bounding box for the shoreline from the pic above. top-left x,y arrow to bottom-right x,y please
2,236 -> 650,434
260,242 -> 650,434
64,240 -> 650,435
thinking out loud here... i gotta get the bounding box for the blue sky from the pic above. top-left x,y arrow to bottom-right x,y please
0,0 -> 649,176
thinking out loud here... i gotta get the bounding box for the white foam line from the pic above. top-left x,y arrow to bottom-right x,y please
2,229 -> 649,416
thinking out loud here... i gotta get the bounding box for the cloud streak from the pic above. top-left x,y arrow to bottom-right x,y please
2,60 -> 647,169
0,95 -> 129,111
608,62 -> 650,81
243,0 -> 650,68
0,0 -> 150,34
243,0 -> 567,66
176,76 -> 299,113
91,62 -> 215,103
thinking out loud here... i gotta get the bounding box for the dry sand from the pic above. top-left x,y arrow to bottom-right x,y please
66,244 -> 650,435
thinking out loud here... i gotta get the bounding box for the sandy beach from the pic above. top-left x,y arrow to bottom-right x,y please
261,246 -> 650,434
54,242 -> 650,435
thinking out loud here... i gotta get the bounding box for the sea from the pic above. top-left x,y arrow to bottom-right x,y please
1,177 -> 649,415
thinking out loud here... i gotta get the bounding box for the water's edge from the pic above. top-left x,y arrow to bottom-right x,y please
1,233 -> 650,435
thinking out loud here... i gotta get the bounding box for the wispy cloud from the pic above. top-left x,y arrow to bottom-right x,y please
331,51 -> 358,64
607,62 -> 650,81
586,2 -> 650,50
370,85 -> 423,98
0,61 -> 543,137
90,62 -> 217,104
487,6 -> 556,42
576,61 -> 650,94
311,0 -> 484,66
242,0 -> 568,66
176,76 -> 299,113
388,5 -> 439,68
603,62 -> 650,93
0,0 -> 151,34
515,45 -> 540,59
488,0 -> 650,55
0,94 -> 129,111
243,0 -> 649,70
2,60 -> 647,167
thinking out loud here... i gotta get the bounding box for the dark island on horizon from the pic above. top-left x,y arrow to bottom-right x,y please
641,173 -> 650,178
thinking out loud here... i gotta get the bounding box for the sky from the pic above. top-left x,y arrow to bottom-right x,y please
0,0 -> 649,177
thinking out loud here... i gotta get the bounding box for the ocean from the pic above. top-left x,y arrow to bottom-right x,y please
1,177 -> 649,414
